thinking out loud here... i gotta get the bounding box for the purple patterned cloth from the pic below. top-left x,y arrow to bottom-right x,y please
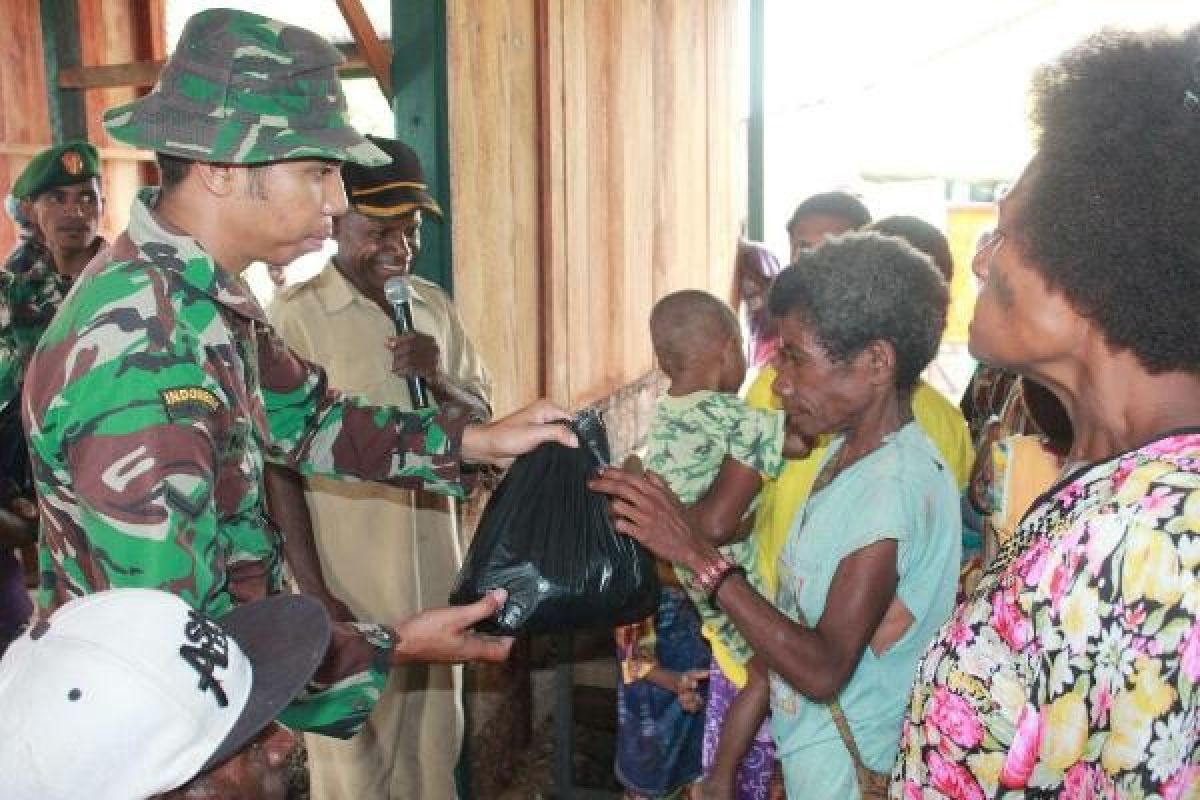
701,658 -> 775,800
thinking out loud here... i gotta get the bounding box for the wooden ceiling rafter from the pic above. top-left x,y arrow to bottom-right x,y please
334,0 -> 394,98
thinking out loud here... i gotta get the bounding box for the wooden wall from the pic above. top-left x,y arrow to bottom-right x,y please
447,0 -> 746,413
5,0 -> 746,416
0,0 -> 53,256
0,0 -> 160,259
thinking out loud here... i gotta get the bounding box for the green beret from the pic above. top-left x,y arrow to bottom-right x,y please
12,141 -> 101,200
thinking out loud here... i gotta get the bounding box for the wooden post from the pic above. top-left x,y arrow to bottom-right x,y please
335,0 -> 394,98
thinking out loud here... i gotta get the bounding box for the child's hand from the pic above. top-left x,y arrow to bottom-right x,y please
678,686 -> 705,713
676,668 -> 709,712
782,417 -> 814,459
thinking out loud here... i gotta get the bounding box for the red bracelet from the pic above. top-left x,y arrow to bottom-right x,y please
706,565 -> 746,609
689,555 -> 737,597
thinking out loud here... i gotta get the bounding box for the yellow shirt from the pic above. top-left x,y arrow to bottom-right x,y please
712,367 -> 973,686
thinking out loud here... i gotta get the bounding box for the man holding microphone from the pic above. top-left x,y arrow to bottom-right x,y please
266,135 -> 492,799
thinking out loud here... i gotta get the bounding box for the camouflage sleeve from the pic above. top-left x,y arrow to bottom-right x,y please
255,324 -> 471,497
277,621 -> 395,737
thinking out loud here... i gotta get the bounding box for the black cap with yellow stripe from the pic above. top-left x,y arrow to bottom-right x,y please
341,135 -> 443,220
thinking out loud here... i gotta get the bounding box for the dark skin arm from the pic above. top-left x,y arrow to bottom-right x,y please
687,418 -> 812,546
643,666 -> 709,713
590,468 -> 898,702
387,333 -> 491,420
264,463 -> 355,623
687,457 -> 763,546
712,538 -> 897,700
0,497 -> 37,548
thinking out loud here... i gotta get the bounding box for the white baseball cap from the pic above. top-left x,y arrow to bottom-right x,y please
0,588 -> 330,799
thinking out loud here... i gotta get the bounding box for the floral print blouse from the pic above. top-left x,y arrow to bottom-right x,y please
894,431 -> 1200,799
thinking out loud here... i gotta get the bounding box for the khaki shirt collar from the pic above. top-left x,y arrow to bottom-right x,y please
314,261 -> 429,319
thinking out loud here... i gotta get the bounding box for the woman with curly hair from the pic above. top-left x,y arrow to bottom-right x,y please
594,232 -> 963,798
891,26 -> 1200,797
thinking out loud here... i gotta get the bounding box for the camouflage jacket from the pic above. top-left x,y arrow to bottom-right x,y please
23,190 -> 473,737
3,236 -> 51,275
0,248 -> 72,412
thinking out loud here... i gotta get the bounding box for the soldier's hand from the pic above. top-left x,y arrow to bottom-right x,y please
387,332 -> 441,381
461,399 -> 577,468
390,589 -> 514,665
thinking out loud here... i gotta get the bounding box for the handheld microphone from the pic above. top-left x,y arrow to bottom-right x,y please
383,276 -> 430,409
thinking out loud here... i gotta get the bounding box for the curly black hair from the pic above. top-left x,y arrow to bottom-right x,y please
767,232 -> 948,388
1021,25 -> 1200,373
786,191 -> 872,235
869,215 -> 955,282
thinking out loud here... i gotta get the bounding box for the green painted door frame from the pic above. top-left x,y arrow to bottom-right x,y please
391,0 -> 454,293
747,0 -> 766,242
40,0 -> 87,144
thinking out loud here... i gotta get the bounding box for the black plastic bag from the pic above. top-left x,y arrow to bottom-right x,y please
449,409 -> 659,635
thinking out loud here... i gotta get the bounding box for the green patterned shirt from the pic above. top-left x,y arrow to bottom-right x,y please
643,390 -> 784,664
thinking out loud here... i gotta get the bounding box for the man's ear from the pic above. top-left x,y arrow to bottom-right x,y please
17,199 -> 41,237
860,339 -> 897,387
192,163 -> 239,197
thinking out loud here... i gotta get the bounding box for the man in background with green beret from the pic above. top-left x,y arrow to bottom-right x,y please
21,7 -> 575,748
0,140 -> 106,656
4,140 -> 106,277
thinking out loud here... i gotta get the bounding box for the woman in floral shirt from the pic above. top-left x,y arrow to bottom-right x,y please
893,26 -> 1200,798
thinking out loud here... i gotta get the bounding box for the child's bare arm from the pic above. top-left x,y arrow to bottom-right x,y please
643,666 -> 709,712
782,415 -> 815,459
687,456 -> 763,546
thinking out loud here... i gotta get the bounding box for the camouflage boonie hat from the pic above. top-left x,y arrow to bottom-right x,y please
102,8 -> 389,167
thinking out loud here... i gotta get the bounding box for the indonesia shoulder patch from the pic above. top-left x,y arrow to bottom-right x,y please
160,386 -> 221,419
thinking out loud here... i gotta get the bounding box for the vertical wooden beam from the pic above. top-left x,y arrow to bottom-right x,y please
335,0 -> 394,97
392,0 -> 453,293
40,0 -> 87,142
746,0 -> 766,241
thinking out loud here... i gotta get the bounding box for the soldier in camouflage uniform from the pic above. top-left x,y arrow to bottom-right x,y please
22,8 -> 574,740
0,141 -> 106,652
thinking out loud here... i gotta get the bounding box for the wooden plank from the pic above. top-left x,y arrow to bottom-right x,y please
579,0 -> 613,404
560,0 -> 591,405
446,0 -> 542,413
0,0 -> 53,259
706,0 -> 743,298
334,0 -> 393,98
613,0 -> 656,383
0,0 -> 52,145
537,0 -> 569,405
